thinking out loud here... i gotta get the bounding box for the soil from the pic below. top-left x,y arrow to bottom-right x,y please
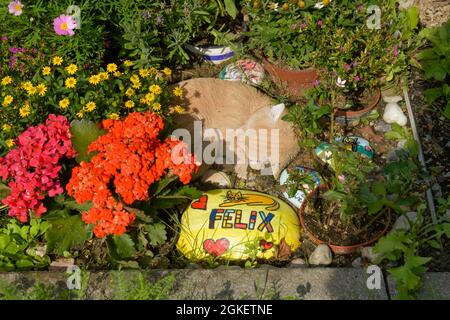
300,188 -> 390,247
335,89 -> 380,113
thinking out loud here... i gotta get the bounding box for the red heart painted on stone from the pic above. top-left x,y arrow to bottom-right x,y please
191,195 -> 208,210
203,238 -> 229,257
259,240 -> 273,250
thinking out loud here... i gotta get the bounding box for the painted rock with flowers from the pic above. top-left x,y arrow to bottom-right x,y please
177,189 -> 301,261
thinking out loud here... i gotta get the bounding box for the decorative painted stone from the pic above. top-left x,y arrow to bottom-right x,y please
279,167 -> 322,209
219,59 -> 265,85
177,189 -> 301,261
315,136 -> 374,167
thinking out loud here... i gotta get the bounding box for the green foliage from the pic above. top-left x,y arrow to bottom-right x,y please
45,215 -> 92,255
374,205 -> 450,299
95,0 -> 237,68
70,120 -> 106,163
0,0 -> 106,67
0,219 -> 50,271
111,271 -> 176,300
282,101 -> 330,148
417,17 -> 450,119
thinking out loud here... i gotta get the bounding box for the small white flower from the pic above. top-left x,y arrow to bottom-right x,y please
268,2 -> 279,11
336,77 -> 347,88
314,0 -> 332,9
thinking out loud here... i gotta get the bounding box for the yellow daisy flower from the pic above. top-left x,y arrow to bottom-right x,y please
108,113 -> 120,120
19,102 -> 31,118
59,98 -> 70,109
42,66 -> 51,76
125,100 -> 135,109
149,84 -> 162,95
152,103 -> 161,112
132,80 -> 141,89
83,101 -> 97,112
99,72 -> 109,81
1,76 -> 12,85
27,86 -> 37,96
65,64 -> 78,75
6,139 -> 14,149
130,74 -> 140,83
139,97 -> 147,105
52,56 -> 63,66
174,105 -> 184,114
172,86 -> 183,97
139,69 -> 150,78
149,67 -> 157,75
36,84 -> 47,97
144,93 -> 155,104
107,63 -> 118,73
113,71 -> 122,77
124,60 -> 133,67
2,124 -> 11,132
2,95 -> 13,107
21,81 -> 33,91
125,88 -> 135,97
65,77 -> 77,89
76,111 -> 84,118
162,67 -> 172,76
88,74 -> 101,85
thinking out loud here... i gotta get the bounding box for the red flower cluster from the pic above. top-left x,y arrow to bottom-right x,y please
0,115 -> 76,222
66,112 -> 198,238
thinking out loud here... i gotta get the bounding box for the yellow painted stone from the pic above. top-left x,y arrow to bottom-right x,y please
177,189 -> 301,261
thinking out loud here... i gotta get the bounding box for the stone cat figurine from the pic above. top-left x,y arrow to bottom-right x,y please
171,78 -> 300,179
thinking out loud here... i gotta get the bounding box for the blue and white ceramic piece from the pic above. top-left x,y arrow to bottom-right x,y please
315,136 -> 374,167
279,167 -> 322,209
185,44 -> 234,65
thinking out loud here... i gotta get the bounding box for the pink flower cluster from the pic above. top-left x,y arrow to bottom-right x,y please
0,115 -> 77,222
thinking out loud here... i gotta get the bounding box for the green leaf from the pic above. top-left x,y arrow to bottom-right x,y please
45,215 -> 91,255
444,101 -> 450,119
406,7 -> 419,31
372,181 -> 386,196
367,201 -> 384,215
224,0 -> 238,19
70,120 -> 106,163
109,234 -> 136,259
145,222 -> 167,246
424,87 -> 443,103
0,234 -> 11,250
170,186 -> 202,199
15,259 -> 35,269
373,231 -> 409,261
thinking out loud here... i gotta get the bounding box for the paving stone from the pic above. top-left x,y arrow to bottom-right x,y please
387,272 -> 450,300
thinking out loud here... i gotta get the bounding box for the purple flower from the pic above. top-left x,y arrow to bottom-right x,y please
344,63 -> 351,72
353,61 -> 358,68
9,47 -> 19,54
301,22 -> 307,31
317,19 -> 323,27
355,75 -> 361,82
313,79 -> 320,87
357,4 -> 363,12
290,23 -> 297,30
393,45 -> 399,57
1,35 -> 7,42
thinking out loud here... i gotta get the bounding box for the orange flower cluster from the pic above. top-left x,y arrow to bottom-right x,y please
66,112 -> 198,238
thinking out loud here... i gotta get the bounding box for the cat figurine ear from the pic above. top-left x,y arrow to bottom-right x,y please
270,103 -> 286,123
236,191 -> 243,200
226,190 -> 233,199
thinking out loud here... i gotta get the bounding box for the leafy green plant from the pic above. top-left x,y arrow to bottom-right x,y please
416,17 -> 450,119
374,204 -> 450,299
282,100 -> 330,148
0,0 -> 106,67
96,0 -> 238,68
111,271 -> 176,300
0,218 -> 51,271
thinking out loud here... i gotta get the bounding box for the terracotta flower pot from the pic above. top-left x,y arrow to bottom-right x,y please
262,58 -> 318,97
335,89 -> 381,121
298,186 -> 392,255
